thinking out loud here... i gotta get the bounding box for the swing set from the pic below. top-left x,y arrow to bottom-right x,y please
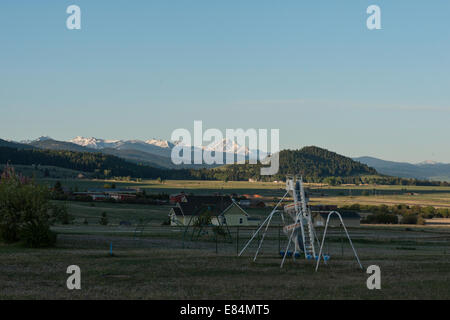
239,176 -> 363,271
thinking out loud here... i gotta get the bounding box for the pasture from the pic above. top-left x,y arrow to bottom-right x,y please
1,223 -> 450,299
1,179 -> 450,299
38,178 -> 450,208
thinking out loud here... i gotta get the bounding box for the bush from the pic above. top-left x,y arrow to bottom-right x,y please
417,216 -> 426,225
99,212 -> 108,225
50,202 -> 74,225
401,214 -> 418,225
361,213 -> 398,224
212,226 -> 227,237
20,221 -> 56,248
0,165 -> 55,247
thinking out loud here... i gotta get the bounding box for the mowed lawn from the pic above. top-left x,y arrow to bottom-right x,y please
1,225 -> 450,299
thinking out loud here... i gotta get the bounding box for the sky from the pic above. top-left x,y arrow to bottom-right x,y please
0,0 -> 449,163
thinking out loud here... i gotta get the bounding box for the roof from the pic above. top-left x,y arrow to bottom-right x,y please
310,204 -> 338,211
170,207 -> 182,215
319,211 -> 361,219
86,188 -> 137,193
177,195 -> 233,216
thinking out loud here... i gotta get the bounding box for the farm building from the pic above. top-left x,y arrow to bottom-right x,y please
310,204 -> 338,212
168,195 -> 260,227
73,188 -> 137,201
170,192 -> 186,204
313,211 -> 361,228
239,199 -> 266,208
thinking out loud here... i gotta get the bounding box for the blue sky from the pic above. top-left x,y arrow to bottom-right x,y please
0,0 -> 449,163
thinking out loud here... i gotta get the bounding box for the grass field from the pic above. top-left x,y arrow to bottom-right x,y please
1,179 -> 450,299
1,224 -> 449,299
309,193 -> 450,208
38,178 -> 450,208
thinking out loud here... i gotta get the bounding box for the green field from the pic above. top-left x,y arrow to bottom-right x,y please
38,178 -> 450,203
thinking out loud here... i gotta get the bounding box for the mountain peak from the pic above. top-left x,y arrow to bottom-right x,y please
417,160 -> 441,165
21,136 -> 53,144
145,139 -> 173,149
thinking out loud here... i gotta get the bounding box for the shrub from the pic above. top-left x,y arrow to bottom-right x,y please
0,165 -> 55,247
50,202 -> 74,225
417,216 -> 426,225
212,226 -> 227,237
99,212 -> 108,225
401,214 -> 418,225
20,221 -> 56,248
361,213 -> 398,224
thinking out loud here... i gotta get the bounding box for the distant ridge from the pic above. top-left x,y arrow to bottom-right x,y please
0,139 -> 35,150
354,156 -> 450,182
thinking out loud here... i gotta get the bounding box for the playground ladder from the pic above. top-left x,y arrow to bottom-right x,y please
291,179 -> 307,258
299,180 -> 317,259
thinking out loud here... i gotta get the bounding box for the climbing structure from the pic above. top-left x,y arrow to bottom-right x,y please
280,176 -> 321,267
239,175 -> 363,270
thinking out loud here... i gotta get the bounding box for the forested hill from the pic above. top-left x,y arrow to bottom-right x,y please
0,146 -> 190,179
279,146 -> 377,177
198,146 -> 378,182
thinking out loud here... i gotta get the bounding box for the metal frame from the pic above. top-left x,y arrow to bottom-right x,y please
238,191 -> 289,259
281,176 -> 322,267
238,177 -> 363,272
315,211 -> 363,271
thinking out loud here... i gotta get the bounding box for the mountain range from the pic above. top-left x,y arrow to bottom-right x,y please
11,136 -> 262,169
1,136 -> 449,182
354,156 -> 450,182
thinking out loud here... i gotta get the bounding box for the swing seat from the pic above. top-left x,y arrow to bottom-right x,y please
323,255 -> 330,261
279,251 -> 293,257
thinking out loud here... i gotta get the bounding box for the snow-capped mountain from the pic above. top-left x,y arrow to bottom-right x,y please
17,135 -> 266,169
20,136 -> 53,144
70,136 -> 122,149
201,138 -> 264,160
70,137 -> 175,156
145,139 -> 174,149
203,138 -> 249,155
70,136 -> 259,158
417,160 -> 441,166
